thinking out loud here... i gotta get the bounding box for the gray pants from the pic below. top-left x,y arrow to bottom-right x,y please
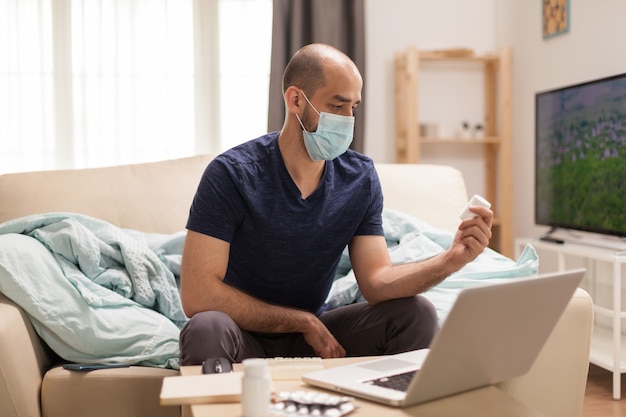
179,295 -> 438,365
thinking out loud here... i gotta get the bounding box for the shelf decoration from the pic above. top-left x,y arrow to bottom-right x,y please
543,0 -> 569,39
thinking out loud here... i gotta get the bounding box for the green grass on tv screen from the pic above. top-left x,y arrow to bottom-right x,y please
536,75 -> 626,235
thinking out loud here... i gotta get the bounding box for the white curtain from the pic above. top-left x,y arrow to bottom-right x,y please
0,0 -> 55,173
0,0 -> 272,174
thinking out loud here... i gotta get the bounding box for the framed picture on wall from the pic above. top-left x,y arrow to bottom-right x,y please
543,0 -> 569,39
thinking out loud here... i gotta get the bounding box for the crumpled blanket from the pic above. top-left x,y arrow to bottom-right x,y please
0,212 -> 187,369
325,209 -> 539,323
0,212 -> 187,327
0,209 -> 538,368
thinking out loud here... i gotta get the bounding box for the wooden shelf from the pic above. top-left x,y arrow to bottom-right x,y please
420,137 -> 501,144
394,46 -> 513,257
420,53 -> 499,63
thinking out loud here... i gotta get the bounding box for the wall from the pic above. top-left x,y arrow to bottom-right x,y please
363,0 -> 496,201
363,0 -> 495,162
495,0 -> 626,244
497,0 -> 626,315
365,0 -> 626,249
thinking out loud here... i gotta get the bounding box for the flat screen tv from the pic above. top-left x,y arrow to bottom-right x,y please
535,72 -> 626,239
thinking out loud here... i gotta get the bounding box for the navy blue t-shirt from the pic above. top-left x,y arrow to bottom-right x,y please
186,132 -> 384,314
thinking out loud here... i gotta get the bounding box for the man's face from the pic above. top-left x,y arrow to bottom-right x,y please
302,64 -> 362,132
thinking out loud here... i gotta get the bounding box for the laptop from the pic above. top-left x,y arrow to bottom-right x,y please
302,268 -> 585,407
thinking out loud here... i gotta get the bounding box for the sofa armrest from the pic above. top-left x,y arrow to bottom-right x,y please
0,293 -> 53,417
498,287 -> 594,417
42,366 -> 180,417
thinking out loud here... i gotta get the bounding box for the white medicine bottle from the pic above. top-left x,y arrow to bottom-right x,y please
241,358 -> 271,417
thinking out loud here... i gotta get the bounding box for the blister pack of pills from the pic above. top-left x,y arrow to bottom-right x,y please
270,390 -> 356,416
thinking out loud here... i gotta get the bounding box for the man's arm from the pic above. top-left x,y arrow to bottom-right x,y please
179,230 -> 345,358
349,206 -> 493,305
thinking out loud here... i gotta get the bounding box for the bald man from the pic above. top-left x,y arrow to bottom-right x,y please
179,43 -> 493,365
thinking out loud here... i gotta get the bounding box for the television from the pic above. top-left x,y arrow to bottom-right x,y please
535,72 -> 626,241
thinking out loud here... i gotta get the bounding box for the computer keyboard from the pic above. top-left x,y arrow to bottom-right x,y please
365,370 -> 417,392
266,357 -> 324,380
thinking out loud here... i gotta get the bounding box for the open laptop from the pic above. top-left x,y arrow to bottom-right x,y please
302,268 -> 585,407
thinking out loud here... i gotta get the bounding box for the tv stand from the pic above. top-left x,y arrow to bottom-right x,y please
569,235 -> 626,254
541,228 -> 626,253
516,237 -> 626,400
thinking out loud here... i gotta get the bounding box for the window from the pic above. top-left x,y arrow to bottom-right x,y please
0,0 -> 272,174
219,0 -> 272,151
0,0 -> 55,172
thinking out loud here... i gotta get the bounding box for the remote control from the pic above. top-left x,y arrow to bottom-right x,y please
459,194 -> 491,220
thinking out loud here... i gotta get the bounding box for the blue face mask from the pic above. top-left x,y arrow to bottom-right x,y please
296,90 -> 355,161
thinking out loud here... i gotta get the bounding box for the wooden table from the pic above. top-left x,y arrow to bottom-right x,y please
170,357 -> 547,417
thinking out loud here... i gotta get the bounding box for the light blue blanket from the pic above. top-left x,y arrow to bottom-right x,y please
0,210 -> 538,369
0,213 -> 187,369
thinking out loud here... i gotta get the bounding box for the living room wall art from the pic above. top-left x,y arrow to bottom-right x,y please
543,0 -> 569,39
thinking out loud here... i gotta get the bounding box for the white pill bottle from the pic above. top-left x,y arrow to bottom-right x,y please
241,358 -> 271,417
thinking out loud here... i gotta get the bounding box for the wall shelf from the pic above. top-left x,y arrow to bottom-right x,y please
394,46 -> 513,256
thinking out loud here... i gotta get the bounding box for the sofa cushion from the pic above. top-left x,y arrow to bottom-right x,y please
374,163 -> 468,233
0,155 -> 214,234
42,365 -> 180,417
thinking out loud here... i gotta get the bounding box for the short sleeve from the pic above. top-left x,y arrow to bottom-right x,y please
186,157 -> 243,243
353,164 -> 384,237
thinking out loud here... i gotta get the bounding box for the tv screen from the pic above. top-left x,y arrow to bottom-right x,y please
535,72 -> 626,237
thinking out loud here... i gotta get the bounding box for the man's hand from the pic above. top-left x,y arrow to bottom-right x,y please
449,205 -> 493,268
302,316 -> 346,358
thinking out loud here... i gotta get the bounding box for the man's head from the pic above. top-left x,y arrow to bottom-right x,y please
281,44 -> 362,142
279,44 -> 362,162
282,43 -> 361,101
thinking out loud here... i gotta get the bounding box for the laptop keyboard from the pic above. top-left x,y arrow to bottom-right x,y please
364,370 -> 417,392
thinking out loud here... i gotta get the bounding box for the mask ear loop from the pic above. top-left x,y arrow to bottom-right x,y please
295,113 -> 307,131
299,90 -> 321,116
295,90 -> 320,132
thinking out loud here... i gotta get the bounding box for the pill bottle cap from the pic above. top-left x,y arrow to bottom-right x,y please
242,358 -> 268,377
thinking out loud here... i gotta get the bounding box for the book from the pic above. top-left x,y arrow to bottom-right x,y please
160,372 -> 243,405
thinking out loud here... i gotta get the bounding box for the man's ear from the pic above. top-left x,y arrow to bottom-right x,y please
284,86 -> 304,114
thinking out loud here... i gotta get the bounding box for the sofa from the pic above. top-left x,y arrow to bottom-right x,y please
0,154 -> 594,417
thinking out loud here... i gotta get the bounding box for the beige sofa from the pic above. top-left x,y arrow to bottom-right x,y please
0,155 -> 593,417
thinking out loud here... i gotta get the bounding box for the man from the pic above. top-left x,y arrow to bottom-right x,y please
179,43 -> 493,365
